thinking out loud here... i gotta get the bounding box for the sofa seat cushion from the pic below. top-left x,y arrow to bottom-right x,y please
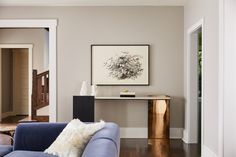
5,151 -> 57,157
0,145 -> 13,157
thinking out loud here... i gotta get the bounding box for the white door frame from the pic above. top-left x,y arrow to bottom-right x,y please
183,18 -> 204,153
218,0 -> 224,156
0,44 -> 33,120
0,19 -> 58,122
219,0 -> 236,156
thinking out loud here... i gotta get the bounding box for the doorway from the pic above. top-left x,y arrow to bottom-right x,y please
0,45 -> 33,122
0,28 -> 50,123
184,19 -> 204,156
0,19 -> 57,122
197,30 -> 202,153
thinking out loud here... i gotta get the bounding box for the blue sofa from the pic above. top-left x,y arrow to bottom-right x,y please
0,122 -> 120,157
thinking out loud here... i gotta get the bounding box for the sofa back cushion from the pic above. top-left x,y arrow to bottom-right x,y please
13,123 -> 67,151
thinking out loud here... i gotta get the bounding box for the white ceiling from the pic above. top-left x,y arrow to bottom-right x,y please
0,0 -> 186,6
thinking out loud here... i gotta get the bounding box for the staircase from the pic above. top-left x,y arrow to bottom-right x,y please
31,69 -> 49,122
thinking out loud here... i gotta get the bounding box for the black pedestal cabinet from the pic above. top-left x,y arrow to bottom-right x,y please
73,96 -> 94,122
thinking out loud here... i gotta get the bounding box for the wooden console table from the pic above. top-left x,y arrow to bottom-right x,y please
73,95 -> 171,139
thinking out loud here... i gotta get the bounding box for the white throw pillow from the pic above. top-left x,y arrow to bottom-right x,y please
44,119 -> 105,157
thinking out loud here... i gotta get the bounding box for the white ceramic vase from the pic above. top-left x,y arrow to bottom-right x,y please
80,81 -> 88,95
91,84 -> 97,96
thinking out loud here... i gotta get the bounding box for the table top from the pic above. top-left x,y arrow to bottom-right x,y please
95,95 -> 170,100
0,125 -> 17,132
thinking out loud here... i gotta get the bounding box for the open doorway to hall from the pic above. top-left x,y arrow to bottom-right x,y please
186,21 -> 203,157
197,29 -> 202,155
1,48 -> 29,120
0,28 -> 50,124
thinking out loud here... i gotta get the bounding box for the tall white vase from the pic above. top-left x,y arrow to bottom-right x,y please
80,81 -> 88,95
91,84 -> 97,96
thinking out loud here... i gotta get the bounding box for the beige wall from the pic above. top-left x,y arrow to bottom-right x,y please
1,48 -> 29,115
1,49 -> 13,113
0,7 -> 184,130
184,0 -> 219,154
0,29 -> 48,73
12,49 -> 29,115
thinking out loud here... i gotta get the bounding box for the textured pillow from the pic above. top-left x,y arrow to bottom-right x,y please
44,119 -> 105,157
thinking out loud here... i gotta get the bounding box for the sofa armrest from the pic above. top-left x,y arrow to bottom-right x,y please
0,145 -> 13,157
82,123 -> 120,157
82,139 -> 118,157
13,123 -> 67,151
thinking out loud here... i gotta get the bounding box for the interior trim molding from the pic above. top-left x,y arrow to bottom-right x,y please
0,0 -> 185,6
202,145 -> 218,157
0,19 -> 58,122
0,44 -> 33,119
218,0 -> 224,156
182,129 -> 188,143
120,127 -> 183,139
120,127 -> 147,138
185,18 -> 205,151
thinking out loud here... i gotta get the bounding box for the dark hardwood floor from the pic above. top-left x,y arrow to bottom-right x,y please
0,115 -> 27,124
0,137 -> 201,156
120,139 -> 201,157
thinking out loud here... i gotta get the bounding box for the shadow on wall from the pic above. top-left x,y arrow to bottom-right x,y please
169,96 -> 185,128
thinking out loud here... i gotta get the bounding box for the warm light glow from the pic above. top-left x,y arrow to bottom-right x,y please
156,100 -> 167,114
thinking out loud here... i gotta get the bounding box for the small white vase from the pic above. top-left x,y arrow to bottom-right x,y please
80,81 -> 88,96
91,85 -> 97,96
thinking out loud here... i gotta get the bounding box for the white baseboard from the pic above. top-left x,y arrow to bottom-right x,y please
182,129 -> 199,143
1,111 -> 14,119
170,128 -> 183,139
120,127 -> 183,139
182,129 -> 189,143
202,145 -> 218,157
120,127 -> 147,138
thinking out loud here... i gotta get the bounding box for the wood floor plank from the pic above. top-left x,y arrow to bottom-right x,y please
120,139 -> 200,157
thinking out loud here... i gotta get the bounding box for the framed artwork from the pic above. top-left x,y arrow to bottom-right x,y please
91,44 -> 150,85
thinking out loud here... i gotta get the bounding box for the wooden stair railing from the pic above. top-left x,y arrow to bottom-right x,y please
31,70 -> 49,119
